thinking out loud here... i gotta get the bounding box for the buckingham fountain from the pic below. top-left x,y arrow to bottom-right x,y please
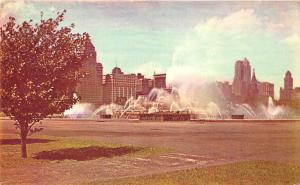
64,85 -> 293,121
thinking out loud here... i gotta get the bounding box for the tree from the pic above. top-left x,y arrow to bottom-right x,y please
0,10 -> 90,158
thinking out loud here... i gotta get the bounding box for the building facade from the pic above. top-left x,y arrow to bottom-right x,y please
294,87 -> 300,101
280,71 -> 294,101
103,67 -> 137,105
136,73 -> 152,96
153,73 -> 167,89
258,82 -> 274,98
76,40 -> 103,106
249,70 -> 259,99
279,71 -> 300,108
232,58 -> 251,97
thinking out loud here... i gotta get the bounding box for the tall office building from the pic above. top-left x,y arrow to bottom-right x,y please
249,69 -> 259,99
284,71 -> 293,90
232,58 -> 251,97
76,40 -> 103,106
280,71 -> 294,101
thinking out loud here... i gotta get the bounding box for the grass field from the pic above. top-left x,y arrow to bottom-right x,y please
91,161 -> 300,185
0,134 -> 169,169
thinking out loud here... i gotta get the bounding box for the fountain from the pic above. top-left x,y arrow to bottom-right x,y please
258,96 -> 291,119
206,102 -> 223,119
63,81 -> 293,121
231,104 -> 257,119
91,104 -> 122,118
63,103 -> 94,118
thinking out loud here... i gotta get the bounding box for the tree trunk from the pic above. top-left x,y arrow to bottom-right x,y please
20,123 -> 28,158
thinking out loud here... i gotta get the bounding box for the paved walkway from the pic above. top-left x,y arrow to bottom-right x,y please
1,119 -> 300,184
2,152 -> 232,185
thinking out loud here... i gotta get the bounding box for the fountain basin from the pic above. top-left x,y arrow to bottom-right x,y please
138,112 -> 191,121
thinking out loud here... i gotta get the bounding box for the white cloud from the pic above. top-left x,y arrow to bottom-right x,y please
0,0 -> 38,26
281,8 -> 300,34
194,9 -> 262,35
0,0 -> 64,26
134,61 -> 164,78
171,8 -> 300,98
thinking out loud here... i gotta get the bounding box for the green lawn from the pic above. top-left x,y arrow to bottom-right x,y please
91,161 -> 300,185
0,134 -> 168,169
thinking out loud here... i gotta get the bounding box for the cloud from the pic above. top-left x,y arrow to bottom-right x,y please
0,0 -> 64,26
171,8 -> 300,98
0,0 -> 39,26
134,61 -> 164,78
194,9 -> 262,35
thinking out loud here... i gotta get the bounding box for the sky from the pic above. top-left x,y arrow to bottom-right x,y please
1,0 -> 300,98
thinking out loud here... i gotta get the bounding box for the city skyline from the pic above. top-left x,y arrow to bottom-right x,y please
1,1 -> 300,98
77,39 -> 295,106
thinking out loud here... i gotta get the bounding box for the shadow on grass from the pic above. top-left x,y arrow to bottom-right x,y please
33,146 -> 142,161
0,138 -> 55,145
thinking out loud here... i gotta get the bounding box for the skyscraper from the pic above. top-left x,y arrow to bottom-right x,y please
284,71 -> 293,90
249,69 -> 259,98
280,71 -> 294,101
76,40 -> 103,106
232,58 -> 251,97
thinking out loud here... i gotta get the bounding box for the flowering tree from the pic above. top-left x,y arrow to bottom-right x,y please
0,11 -> 90,158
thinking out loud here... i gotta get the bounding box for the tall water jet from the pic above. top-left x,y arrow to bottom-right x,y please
259,96 -> 288,119
206,102 -> 222,118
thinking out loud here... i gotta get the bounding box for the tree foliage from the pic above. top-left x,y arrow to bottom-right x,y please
0,10 -> 90,157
